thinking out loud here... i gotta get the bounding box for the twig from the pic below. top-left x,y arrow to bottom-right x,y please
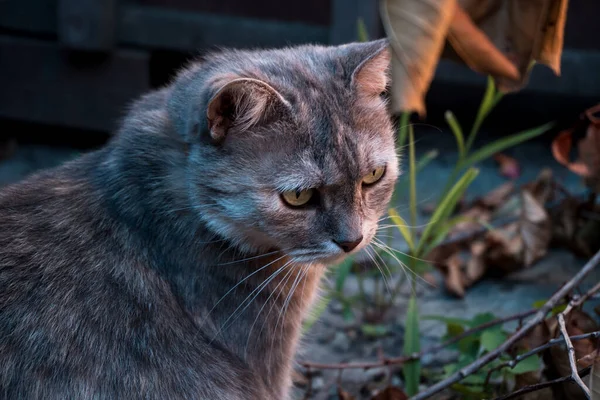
491,366 -> 592,400
558,314 -> 591,398
484,331 -> 600,386
300,309 -> 537,371
410,248 -> 600,400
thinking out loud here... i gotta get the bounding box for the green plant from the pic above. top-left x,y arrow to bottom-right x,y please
424,313 -> 542,399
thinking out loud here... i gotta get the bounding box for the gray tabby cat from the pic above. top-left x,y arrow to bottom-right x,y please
0,39 -> 398,399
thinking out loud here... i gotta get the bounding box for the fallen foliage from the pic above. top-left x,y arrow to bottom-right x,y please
381,0 -> 568,115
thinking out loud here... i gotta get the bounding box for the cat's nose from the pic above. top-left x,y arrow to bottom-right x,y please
333,236 -> 363,253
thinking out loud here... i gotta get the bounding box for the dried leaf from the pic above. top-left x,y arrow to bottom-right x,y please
371,386 -> 408,400
444,253 -> 466,298
446,5 -> 519,81
519,190 -> 552,266
382,0 -> 568,115
456,0 -> 569,92
465,240 -> 486,285
551,197 -> 579,244
481,181 -> 515,208
494,153 -> 521,179
578,117 -> 600,193
552,128 -> 589,177
484,223 -> 523,274
523,168 -> 555,205
552,105 -> 600,193
381,0 -> 456,115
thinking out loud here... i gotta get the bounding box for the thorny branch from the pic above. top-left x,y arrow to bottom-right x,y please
411,248 -> 600,400
484,331 -> 600,386
491,366 -> 593,400
558,314 -> 591,398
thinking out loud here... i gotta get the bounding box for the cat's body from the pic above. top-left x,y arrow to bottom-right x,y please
0,39 -> 398,399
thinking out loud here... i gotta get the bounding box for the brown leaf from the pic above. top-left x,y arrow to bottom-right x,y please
338,386 -> 357,400
465,240 -> 486,285
480,182 -> 515,209
443,253 -> 466,298
552,105 -> 600,193
552,128 -> 589,177
456,0 -> 569,92
446,5 -> 519,81
523,168 -> 555,205
484,223 -> 523,274
449,205 -> 490,237
519,190 -> 552,266
578,116 -> 600,193
371,386 -> 408,400
494,153 -> 521,179
551,197 -> 580,244
381,0 -> 457,115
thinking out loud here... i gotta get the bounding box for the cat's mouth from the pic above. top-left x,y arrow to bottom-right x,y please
287,245 -> 364,264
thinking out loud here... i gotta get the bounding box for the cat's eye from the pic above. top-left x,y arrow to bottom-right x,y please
362,166 -> 386,185
281,189 -> 315,207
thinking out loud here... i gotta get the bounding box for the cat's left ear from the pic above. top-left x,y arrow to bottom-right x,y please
349,40 -> 391,99
206,78 -> 290,143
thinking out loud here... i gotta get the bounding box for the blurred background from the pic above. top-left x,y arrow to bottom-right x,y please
0,0 -> 598,183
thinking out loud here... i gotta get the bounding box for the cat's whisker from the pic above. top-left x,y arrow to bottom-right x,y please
370,240 -> 432,289
364,246 -> 392,296
217,249 -> 282,266
244,260 -> 296,358
370,244 -> 395,282
264,263 -> 300,368
271,262 -> 311,367
201,254 -> 288,326
372,237 -> 434,265
370,241 -> 415,286
213,259 -> 294,342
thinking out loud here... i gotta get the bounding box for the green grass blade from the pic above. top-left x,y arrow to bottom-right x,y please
460,122 -> 554,169
397,111 -> 410,148
416,168 -> 480,255
415,149 -> 439,173
424,215 -> 494,255
403,293 -> 421,396
334,256 -> 355,293
465,76 -> 497,153
302,293 -> 332,332
357,18 -> 369,42
445,111 -> 465,159
388,208 -> 415,251
408,125 -> 417,231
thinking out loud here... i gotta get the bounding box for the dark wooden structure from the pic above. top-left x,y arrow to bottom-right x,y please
0,0 -> 382,133
0,0 -> 598,136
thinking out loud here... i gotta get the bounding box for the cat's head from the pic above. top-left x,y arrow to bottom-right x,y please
168,39 -> 399,263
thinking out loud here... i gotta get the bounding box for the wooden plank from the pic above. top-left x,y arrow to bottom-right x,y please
0,1 -> 328,51
136,0 -> 331,26
57,0 -> 115,51
0,0 -> 57,35
118,4 -> 328,51
0,36 -> 150,132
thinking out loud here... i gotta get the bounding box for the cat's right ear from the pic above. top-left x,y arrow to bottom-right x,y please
206,78 -> 290,143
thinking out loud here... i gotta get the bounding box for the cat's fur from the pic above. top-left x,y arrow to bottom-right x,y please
0,39 -> 399,399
